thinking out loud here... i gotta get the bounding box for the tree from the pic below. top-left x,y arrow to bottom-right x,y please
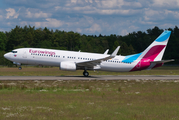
147,26 -> 163,36
128,44 -> 135,54
1,25 -> 179,66
120,42 -> 129,55
0,32 -> 7,51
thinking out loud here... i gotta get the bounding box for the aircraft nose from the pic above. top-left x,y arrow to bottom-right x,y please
4,53 -> 10,59
4,53 -> 8,58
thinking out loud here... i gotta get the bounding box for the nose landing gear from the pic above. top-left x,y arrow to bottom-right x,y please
83,70 -> 89,77
13,62 -> 22,70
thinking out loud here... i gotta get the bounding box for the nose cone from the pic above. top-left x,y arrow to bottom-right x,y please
4,53 -> 11,60
4,53 -> 8,58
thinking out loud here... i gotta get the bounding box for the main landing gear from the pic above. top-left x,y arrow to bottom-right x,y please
18,66 -> 22,70
83,70 -> 89,77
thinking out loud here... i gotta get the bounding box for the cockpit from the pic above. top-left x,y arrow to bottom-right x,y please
12,51 -> 17,53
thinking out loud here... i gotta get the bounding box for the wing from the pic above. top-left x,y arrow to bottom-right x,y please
76,46 -> 120,68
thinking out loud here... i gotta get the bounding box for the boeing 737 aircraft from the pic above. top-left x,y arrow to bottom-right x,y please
4,30 -> 174,77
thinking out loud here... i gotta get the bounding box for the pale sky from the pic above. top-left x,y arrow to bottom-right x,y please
0,0 -> 179,35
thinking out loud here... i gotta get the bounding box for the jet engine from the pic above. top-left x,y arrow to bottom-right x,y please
13,62 -> 21,66
60,62 -> 76,71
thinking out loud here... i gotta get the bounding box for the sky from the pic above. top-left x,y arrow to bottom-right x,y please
0,0 -> 179,36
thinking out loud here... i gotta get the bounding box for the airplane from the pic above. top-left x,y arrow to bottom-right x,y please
4,30 -> 174,77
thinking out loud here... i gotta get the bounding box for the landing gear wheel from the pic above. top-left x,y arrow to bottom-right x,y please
83,71 -> 89,77
18,67 -> 22,70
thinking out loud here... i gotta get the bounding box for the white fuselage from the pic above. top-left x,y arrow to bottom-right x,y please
4,48 -> 138,72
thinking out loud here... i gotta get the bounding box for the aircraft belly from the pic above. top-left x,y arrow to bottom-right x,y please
12,58 -> 28,64
27,58 -> 59,66
100,63 -> 134,72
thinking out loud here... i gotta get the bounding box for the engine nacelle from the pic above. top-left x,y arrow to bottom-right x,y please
60,62 -> 76,71
13,62 -> 21,66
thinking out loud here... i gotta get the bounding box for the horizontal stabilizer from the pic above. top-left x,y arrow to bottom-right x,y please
150,59 -> 174,64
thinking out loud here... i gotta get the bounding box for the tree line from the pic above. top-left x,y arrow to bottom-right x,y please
0,25 -> 179,66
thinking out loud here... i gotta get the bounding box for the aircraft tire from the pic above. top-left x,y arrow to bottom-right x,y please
83,71 -> 89,77
18,67 -> 22,70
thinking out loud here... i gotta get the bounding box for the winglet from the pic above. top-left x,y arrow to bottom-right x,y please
104,49 -> 109,55
111,46 -> 120,57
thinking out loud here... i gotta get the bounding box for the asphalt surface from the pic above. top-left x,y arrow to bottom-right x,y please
0,75 -> 179,80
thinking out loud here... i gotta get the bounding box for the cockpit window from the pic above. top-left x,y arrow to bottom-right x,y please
12,51 -> 17,53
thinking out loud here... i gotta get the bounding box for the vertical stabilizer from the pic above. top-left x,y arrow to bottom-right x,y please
130,30 -> 171,71
138,30 -> 171,61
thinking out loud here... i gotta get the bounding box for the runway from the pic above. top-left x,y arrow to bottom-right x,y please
0,75 -> 179,80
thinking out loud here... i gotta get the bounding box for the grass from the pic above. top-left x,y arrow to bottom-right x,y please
0,66 -> 179,76
0,66 -> 179,119
0,80 -> 179,119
